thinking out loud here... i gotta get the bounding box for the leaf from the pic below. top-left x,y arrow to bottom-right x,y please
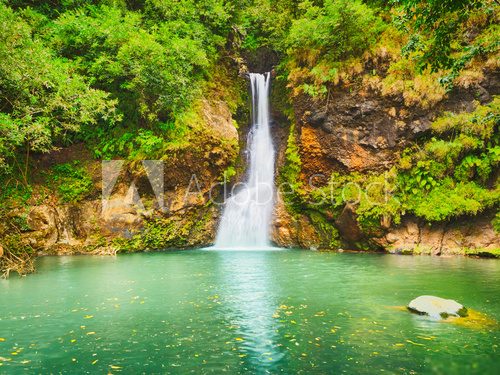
406,339 -> 424,346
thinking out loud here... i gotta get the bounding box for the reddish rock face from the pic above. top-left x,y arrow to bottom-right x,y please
293,72 -> 499,182
271,70 -> 500,253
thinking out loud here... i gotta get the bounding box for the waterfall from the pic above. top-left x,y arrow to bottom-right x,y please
214,72 -> 275,249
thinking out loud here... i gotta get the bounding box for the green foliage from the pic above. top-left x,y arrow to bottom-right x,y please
120,208 -> 213,252
279,123 -> 304,211
0,0 -> 240,183
49,4 -> 214,126
493,212 -> 500,233
222,165 -> 236,181
313,170 -> 402,230
301,96 -> 499,232
0,2 -> 118,177
308,210 -> 341,248
285,0 -> 385,96
432,97 -> 499,139
287,0 -> 384,62
408,179 -> 498,222
393,0 -> 494,70
237,0 -> 303,52
393,0 -> 499,88
396,98 -> 499,222
48,162 -> 93,203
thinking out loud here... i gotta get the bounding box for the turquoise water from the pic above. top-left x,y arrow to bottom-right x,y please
0,250 -> 499,374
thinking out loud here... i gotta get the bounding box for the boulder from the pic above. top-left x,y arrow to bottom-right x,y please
408,295 -> 468,319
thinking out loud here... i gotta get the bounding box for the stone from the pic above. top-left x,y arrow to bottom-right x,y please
305,110 -> 327,127
408,295 -> 468,319
335,204 -> 363,243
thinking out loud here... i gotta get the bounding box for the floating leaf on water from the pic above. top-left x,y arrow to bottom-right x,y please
110,365 -> 122,370
235,337 -> 244,341
84,315 -> 94,319
406,340 -> 424,346
0,338 -> 5,342
87,332 -> 96,335
92,360 -> 98,365
447,309 -> 499,330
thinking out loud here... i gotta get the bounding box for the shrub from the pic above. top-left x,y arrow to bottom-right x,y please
285,0 -> 385,96
49,162 -> 93,203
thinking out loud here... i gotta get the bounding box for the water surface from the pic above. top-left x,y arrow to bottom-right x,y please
0,250 -> 499,374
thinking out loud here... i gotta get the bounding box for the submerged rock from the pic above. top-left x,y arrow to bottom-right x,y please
408,295 -> 468,319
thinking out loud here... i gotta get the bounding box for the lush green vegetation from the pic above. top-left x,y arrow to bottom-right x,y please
0,0 -> 237,180
0,0 -> 498,272
285,98 -> 499,239
47,162 -> 94,203
1,0 -> 497,179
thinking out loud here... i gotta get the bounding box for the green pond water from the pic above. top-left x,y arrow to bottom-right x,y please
0,250 -> 499,374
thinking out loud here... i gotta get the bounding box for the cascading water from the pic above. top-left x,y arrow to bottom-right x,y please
214,72 -> 275,249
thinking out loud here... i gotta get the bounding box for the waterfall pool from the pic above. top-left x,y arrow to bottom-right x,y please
0,250 -> 499,373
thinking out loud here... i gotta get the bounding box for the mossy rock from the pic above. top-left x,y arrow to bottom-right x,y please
408,295 -> 468,319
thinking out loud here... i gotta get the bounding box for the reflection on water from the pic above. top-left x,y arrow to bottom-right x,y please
216,251 -> 285,372
0,251 -> 499,374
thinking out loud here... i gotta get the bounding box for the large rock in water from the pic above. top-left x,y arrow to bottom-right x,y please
408,296 -> 468,319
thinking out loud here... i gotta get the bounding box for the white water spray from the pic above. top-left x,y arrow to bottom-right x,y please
214,73 -> 275,249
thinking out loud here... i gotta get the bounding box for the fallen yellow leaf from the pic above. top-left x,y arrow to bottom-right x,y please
406,339 -> 424,346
